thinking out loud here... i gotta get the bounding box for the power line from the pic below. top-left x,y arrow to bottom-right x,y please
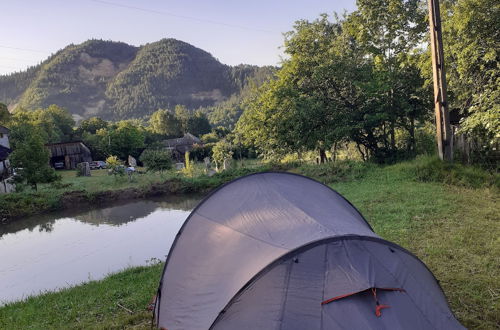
88,0 -> 275,33
0,56 -> 41,63
0,64 -> 24,69
0,45 -> 49,54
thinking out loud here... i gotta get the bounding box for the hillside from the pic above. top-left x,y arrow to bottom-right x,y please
0,39 -> 272,122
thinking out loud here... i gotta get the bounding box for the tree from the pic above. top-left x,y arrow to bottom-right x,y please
212,139 -> 234,171
238,12 -> 430,162
344,0 -> 429,158
10,132 -> 60,190
149,109 -> 182,137
174,104 -> 190,132
443,0 -> 499,150
105,121 -> 146,159
0,103 -> 10,125
78,117 -> 108,134
140,149 -> 173,172
32,105 -> 75,142
238,15 -> 368,161
186,112 -> 211,136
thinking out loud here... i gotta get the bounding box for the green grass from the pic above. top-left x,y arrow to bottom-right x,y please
330,162 -> 499,329
0,265 -> 163,329
0,161 -> 270,221
0,158 -> 498,329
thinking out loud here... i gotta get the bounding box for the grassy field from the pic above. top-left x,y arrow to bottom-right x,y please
0,158 -> 498,329
0,160 -> 266,221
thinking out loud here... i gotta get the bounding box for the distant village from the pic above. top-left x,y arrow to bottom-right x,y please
0,124 -> 202,194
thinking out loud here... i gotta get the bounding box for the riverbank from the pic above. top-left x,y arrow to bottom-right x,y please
0,163 -> 272,223
1,157 -> 498,329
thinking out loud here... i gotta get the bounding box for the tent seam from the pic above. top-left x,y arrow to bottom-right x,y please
320,243 -> 328,330
277,260 -> 293,330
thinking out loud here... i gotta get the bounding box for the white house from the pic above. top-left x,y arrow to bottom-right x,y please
0,125 -> 14,193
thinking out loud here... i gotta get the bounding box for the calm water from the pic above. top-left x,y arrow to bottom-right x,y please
0,195 -> 201,304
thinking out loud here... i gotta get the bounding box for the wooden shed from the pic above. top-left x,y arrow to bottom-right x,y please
46,141 -> 92,170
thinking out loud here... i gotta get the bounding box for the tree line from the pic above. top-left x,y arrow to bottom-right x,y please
237,0 -> 498,165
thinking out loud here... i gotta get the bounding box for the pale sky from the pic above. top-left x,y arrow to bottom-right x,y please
0,0 -> 357,75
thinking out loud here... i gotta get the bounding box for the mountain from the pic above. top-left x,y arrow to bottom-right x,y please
0,39 -> 274,122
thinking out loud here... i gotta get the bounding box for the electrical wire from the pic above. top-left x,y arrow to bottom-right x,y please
88,0 -> 275,33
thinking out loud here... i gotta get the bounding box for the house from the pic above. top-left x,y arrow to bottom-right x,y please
0,125 -> 14,193
46,141 -> 92,169
163,133 -> 202,161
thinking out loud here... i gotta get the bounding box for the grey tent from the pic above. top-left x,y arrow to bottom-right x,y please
154,172 -> 463,329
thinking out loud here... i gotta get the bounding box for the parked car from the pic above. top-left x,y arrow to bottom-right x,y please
89,161 -> 107,170
54,162 -> 65,170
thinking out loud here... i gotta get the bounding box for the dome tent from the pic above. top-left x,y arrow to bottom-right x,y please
154,172 -> 463,329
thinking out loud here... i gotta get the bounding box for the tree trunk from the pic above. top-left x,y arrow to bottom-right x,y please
356,143 -> 366,161
319,148 -> 327,164
409,116 -> 416,153
390,120 -> 396,150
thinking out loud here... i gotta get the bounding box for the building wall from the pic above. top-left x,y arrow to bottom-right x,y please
0,159 -> 10,174
0,133 -> 10,148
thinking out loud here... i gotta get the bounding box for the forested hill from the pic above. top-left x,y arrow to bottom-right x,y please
0,38 -> 273,121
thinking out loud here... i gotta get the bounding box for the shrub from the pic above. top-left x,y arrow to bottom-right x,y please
411,156 -> 499,189
294,160 -> 374,184
182,151 -> 195,177
140,149 -> 173,172
106,155 -> 125,177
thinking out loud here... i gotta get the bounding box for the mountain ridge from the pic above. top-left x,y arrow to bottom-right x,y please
0,38 -> 274,122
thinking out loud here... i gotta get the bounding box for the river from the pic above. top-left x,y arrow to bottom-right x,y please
0,195 -> 202,305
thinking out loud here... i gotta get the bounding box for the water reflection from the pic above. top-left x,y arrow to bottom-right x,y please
0,195 -> 201,304
0,195 -> 200,238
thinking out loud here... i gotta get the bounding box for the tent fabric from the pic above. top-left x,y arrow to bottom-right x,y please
155,172 -> 463,330
210,237 -> 463,330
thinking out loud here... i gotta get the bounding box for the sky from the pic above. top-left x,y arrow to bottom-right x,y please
0,0 -> 357,75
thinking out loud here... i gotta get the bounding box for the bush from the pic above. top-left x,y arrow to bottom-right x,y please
410,156 -> 499,189
139,149 -> 173,172
182,151 -> 195,177
294,160 -> 374,184
106,155 -> 125,177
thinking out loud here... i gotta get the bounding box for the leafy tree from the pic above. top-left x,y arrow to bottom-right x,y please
10,132 -> 60,190
105,155 -> 124,177
0,103 -> 10,125
212,139 -> 234,171
32,105 -> 75,142
344,0 -> 429,157
174,104 -> 191,133
185,111 -> 211,136
105,121 -> 146,159
443,0 -> 499,149
9,105 -> 75,144
149,109 -> 182,137
140,149 -> 173,172
239,12 -> 430,162
8,112 -> 47,149
238,15 -> 366,160
78,117 -> 108,134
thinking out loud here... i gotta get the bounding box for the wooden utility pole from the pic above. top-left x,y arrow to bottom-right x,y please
427,0 -> 453,161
